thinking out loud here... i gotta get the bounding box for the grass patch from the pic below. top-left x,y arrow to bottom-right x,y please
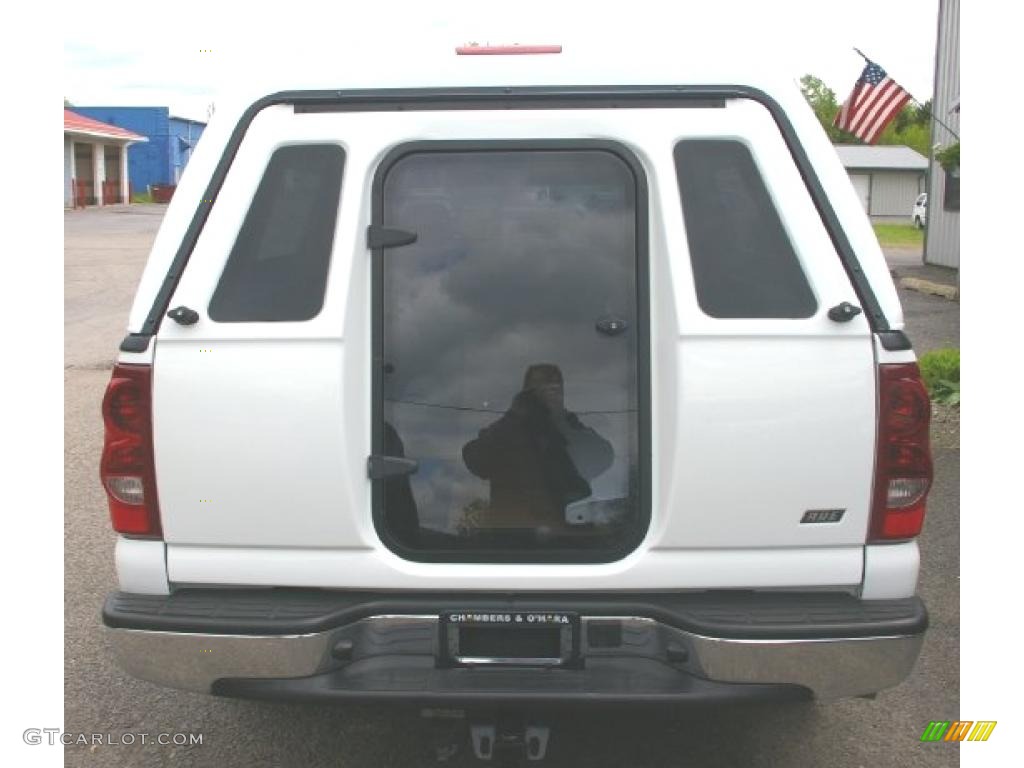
873,223 -> 923,249
131,191 -> 155,204
918,348 -> 959,406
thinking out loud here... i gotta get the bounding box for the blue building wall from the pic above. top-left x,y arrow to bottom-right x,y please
72,107 -> 205,193
168,117 -> 206,183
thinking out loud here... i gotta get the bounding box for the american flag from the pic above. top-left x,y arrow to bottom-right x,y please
834,61 -> 912,144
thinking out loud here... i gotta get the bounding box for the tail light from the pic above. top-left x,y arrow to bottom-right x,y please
100,364 -> 162,537
455,44 -> 562,55
869,363 -> 933,541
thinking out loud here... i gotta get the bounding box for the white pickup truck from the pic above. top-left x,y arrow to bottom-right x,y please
100,52 -> 932,716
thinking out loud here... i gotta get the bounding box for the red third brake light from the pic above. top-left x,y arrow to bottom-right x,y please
456,44 -> 562,55
100,364 -> 162,537
869,363 -> 933,541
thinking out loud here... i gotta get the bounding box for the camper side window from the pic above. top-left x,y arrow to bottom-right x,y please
208,144 -> 345,322
674,139 -> 817,319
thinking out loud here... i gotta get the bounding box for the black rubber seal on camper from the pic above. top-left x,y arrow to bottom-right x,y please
118,333 -> 151,353
876,330 -> 913,351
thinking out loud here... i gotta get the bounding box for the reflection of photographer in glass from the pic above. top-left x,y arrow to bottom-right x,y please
462,364 -> 614,531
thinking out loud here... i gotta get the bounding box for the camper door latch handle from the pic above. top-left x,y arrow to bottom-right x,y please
827,302 -> 862,323
167,306 -> 200,326
368,455 -> 419,479
367,225 -> 418,249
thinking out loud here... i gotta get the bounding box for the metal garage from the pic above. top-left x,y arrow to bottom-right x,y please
835,145 -> 928,222
925,0 -> 959,269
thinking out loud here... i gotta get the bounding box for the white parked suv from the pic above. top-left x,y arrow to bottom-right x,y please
100,52 -> 932,716
913,192 -> 928,228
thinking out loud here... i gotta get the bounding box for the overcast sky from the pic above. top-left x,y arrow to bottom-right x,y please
64,0 -> 941,123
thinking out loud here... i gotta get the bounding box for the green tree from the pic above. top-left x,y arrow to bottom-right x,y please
883,101 -> 931,155
876,119 -> 930,157
913,99 -> 932,127
800,75 -> 843,142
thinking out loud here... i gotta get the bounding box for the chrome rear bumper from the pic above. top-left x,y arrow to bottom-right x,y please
107,612 -> 924,702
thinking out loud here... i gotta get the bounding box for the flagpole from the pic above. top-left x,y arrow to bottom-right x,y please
851,47 -> 960,140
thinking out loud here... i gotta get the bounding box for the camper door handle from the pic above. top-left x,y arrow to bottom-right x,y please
827,302 -> 862,323
167,306 -> 200,326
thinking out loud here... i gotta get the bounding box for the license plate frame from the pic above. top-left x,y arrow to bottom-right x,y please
439,611 -> 580,668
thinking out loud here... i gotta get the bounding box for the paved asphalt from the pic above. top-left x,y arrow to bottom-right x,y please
64,207 -> 959,767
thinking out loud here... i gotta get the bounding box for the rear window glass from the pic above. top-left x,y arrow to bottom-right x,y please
208,144 -> 344,322
674,140 -> 817,319
376,145 -> 646,560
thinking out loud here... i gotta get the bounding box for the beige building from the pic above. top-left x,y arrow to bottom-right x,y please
64,109 -> 147,208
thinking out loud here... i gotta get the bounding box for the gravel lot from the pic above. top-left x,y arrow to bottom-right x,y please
64,206 -> 960,766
